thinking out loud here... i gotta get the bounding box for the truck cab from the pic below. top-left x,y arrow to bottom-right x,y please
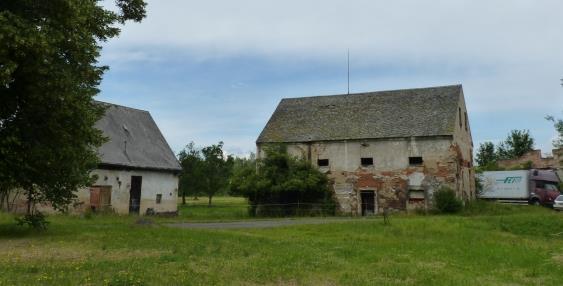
529,169 -> 561,206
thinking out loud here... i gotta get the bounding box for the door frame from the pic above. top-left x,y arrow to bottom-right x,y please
359,189 -> 378,216
129,176 -> 142,214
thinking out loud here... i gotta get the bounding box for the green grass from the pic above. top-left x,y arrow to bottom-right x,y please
0,200 -> 562,285
176,196 -> 250,221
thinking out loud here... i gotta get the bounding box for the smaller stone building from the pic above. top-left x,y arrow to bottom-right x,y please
257,85 -> 475,215
12,102 -> 181,215
78,102 -> 181,215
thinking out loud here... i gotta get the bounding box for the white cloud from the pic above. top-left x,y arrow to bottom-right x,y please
100,0 -> 563,155
107,0 -> 563,64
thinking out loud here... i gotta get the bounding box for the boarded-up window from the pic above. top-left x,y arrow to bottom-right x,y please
156,194 -> 162,204
361,157 -> 374,166
408,190 -> 425,201
317,159 -> 329,167
409,156 -> 423,165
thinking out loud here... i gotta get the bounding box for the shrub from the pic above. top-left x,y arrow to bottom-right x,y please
433,187 -> 463,213
15,212 -> 49,230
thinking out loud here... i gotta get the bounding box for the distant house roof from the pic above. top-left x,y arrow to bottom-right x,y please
95,102 -> 181,172
257,85 -> 463,143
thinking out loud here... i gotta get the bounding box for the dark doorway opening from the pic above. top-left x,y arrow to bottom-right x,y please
360,190 -> 376,216
129,176 -> 142,214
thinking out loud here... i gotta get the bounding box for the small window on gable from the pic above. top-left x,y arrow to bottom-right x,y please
361,157 -> 374,166
464,112 -> 468,131
156,194 -> 162,204
317,159 -> 329,167
459,107 -> 462,128
409,156 -> 423,166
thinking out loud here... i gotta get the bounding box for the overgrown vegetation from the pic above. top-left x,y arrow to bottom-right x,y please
0,1 -> 146,228
230,145 -> 336,216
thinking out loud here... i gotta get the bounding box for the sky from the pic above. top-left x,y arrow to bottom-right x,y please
98,0 -> 563,157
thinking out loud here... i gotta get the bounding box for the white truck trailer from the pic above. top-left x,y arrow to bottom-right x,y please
479,169 -> 560,205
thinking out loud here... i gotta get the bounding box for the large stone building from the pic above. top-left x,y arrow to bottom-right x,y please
257,85 -> 475,215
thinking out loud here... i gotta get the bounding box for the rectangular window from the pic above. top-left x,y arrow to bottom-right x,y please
464,112 -> 468,131
361,157 -> 374,166
408,189 -> 425,200
409,156 -> 423,165
317,159 -> 329,167
156,194 -> 162,204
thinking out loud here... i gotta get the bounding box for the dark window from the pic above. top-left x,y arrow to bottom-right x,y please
535,180 -> 558,190
409,156 -> 423,165
317,159 -> 329,167
156,194 -> 162,204
361,157 -> 374,166
459,107 -> 462,128
464,112 -> 468,131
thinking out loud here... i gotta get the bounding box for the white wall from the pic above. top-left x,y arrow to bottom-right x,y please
76,168 -> 179,214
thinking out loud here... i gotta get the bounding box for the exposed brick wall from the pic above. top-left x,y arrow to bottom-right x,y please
497,149 -> 562,169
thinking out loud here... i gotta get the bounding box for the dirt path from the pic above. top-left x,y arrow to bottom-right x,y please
167,217 -> 367,229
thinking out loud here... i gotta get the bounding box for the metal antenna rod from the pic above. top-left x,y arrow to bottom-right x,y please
347,49 -> 350,95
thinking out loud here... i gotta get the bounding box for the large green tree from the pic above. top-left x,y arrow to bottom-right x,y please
496,130 -> 535,160
200,142 -> 234,206
546,115 -> 563,148
230,145 -> 335,216
177,142 -> 205,205
475,141 -> 497,167
0,1 -> 146,215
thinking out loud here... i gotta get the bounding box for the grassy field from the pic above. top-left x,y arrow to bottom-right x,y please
0,199 -> 562,285
176,196 -> 250,221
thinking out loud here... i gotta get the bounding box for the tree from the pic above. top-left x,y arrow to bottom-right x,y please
546,115 -> 563,148
496,130 -> 534,160
475,141 -> 497,167
177,142 -> 205,205
230,145 -> 335,216
228,153 -> 256,196
200,142 -> 233,206
0,1 -> 146,221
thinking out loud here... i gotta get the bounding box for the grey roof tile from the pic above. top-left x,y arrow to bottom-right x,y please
257,85 -> 462,143
95,102 -> 181,171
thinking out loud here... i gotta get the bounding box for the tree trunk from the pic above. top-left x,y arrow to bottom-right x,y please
181,191 -> 186,205
208,195 -> 212,207
26,188 -> 33,215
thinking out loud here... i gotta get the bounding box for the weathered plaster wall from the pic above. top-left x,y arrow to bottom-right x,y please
451,90 -> 476,201
258,135 -> 472,215
74,169 -> 178,214
11,168 -> 179,215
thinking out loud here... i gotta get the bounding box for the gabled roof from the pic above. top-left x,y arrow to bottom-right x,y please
257,85 -> 463,143
95,102 -> 181,172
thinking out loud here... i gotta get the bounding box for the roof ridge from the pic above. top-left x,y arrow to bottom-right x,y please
281,84 -> 462,101
94,100 -> 150,113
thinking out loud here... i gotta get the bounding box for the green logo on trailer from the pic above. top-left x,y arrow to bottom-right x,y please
496,177 -> 522,184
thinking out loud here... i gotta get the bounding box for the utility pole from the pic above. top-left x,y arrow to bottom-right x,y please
347,49 -> 350,95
